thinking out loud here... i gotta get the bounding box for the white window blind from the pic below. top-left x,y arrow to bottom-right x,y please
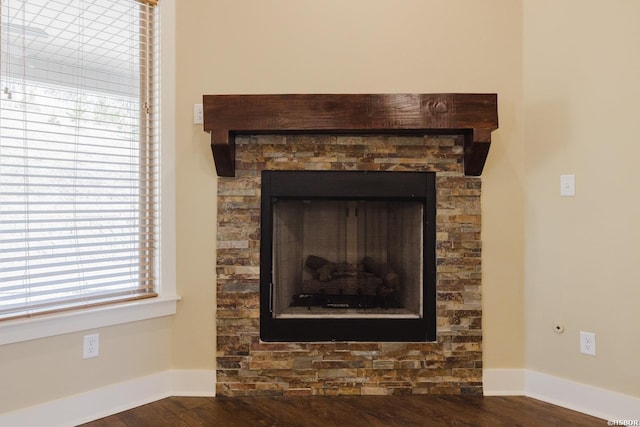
0,0 -> 160,320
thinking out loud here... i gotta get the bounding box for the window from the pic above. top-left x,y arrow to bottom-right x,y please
0,0 -> 160,321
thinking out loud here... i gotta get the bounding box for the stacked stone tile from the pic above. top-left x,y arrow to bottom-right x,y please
216,135 -> 482,396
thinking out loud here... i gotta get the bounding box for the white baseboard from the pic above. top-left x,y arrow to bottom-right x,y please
0,369 -> 216,427
170,369 -> 217,397
524,370 -> 640,421
4,369 -> 638,425
483,369 -> 525,395
483,368 -> 640,421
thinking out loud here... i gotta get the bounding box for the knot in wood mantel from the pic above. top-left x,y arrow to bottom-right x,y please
202,94 -> 498,177
424,99 -> 449,114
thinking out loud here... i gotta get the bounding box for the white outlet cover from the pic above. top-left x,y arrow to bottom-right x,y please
83,333 -> 100,359
193,103 -> 204,125
560,174 -> 575,197
579,331 -> 596,356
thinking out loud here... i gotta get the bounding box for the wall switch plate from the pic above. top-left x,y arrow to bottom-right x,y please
560,174 -> 575,196
83,333 -> 100,359
194,103 -> 204,125
579,331 -> 596,356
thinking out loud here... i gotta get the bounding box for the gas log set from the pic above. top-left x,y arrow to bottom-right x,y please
291,255 -> 401,310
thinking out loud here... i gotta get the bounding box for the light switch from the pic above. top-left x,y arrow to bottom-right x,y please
560,174 -> 575,197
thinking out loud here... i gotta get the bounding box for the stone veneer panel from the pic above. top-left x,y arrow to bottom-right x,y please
216,135 -> 482,396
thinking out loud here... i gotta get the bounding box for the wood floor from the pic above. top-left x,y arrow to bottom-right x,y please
79,395 -> 603,426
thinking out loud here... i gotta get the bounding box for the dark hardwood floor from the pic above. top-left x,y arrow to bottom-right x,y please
79,395 -> 603,426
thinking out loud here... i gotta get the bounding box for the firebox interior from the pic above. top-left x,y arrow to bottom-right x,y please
272,199 -> 423,318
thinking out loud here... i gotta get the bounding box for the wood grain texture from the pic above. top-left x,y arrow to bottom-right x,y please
202,94 -> 498,177
80,395 -> 602,426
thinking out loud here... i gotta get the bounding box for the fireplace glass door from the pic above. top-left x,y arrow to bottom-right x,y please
272,199 -> 423,318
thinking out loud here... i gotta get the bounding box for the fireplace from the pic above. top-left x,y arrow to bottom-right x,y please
206,94 -> 497,396
260,170 -> 436,342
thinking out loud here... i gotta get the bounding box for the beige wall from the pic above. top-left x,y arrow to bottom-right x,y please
174,0 -> 525,370
0,317 -> 173,413
1,0 -> 526,413
523,0 -> 640,397
4,0 -> 639,414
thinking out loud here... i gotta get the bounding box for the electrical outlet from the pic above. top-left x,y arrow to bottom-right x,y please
193,103 -> 203,125
579,331 -> 596,356
83,333 -> 100,359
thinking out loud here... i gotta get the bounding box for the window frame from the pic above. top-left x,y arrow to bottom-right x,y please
0,0 -> 177,346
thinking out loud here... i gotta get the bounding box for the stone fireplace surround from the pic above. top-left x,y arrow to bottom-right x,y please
216,134 -> 483,396
209,94 -> 495,396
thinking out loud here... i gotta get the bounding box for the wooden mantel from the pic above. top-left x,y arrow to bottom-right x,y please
202,94 -> 498,177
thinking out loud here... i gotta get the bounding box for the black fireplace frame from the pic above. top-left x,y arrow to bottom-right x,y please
260,170 -> 437,342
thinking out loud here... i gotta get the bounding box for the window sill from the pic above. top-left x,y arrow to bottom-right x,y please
0,295 -> 180,346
